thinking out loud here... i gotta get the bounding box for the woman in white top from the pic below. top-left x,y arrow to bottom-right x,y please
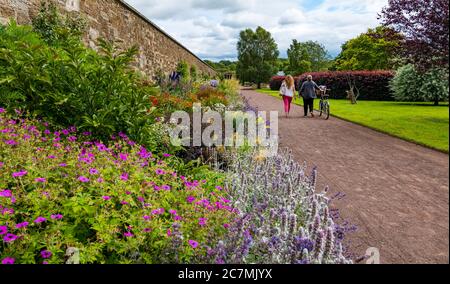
279,75 -> 296,118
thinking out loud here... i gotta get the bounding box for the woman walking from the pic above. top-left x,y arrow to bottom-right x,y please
280,75 -> 296,118
299,75 -> 321,118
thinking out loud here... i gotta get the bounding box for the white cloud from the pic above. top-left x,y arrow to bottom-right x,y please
124,0 -> 389,61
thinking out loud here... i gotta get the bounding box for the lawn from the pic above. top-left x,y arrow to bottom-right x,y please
257,89 -> 449,153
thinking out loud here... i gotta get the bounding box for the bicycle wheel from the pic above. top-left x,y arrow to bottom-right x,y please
319,100 -> 323,117
324,102 -> 330,120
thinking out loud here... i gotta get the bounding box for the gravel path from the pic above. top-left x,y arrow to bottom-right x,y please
243,89 -> 449,264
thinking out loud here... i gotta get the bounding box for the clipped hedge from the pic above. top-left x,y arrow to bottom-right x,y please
270,71 -> 395,101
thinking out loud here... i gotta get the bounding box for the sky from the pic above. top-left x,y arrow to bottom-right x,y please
124,0 -> 389,61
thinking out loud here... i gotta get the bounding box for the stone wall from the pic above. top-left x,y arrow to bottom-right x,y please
0,0 -> 216,80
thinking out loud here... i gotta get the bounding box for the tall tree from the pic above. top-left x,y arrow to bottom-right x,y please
287,39 -> 311,75
236,27 -> 279,88
379,0 -> 449,71
333,26 -> 401,71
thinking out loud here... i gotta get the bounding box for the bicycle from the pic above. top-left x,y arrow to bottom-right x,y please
318,86 -> 331,120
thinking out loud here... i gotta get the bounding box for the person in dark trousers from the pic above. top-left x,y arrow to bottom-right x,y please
299,75 -> 321,117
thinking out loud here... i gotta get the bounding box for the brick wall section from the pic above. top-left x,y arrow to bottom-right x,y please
0,0 -> 216,80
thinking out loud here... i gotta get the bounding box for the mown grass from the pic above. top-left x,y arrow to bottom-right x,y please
257,89 -> 449,153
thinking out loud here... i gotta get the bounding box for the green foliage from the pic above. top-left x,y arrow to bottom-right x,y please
0,113 -> 233,264
177,61 -> 191,83
236,26 -> 279,88
287,40 -> 330,75
0,21 -> 176,153
32,1 -> 87,47
391,64 -> 449,105
332,26 -> 401,71
190,65 -> 198,82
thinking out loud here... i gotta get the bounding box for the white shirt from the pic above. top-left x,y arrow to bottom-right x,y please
280,82 -> 295,98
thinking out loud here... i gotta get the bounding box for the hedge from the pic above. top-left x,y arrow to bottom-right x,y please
269,71 -> 395,101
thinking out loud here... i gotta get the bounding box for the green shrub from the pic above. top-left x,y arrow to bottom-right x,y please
391,64 -> 449,105
177,61 -> 190,84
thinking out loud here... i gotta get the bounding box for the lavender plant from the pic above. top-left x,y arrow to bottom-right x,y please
206,148 -> 352,264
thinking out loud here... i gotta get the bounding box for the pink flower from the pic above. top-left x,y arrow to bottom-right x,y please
162,185 -> 171,191
124,232 -> 134,238
97,178 -> 104,183
155,169 -> 166,175
119,153 -> 128,161
143,228 -> 152,233
102,196 -> 111,201
12,170 -> 27,178
163,153 -> 172,157
40,250 -> 52,259
34,217 -> 47,224
3,233 -> 17,243
5,140 -> 18,146
0,108 -> 5,113
0,190 -> 12,198
199,218 -> 207,227
216,186 -> 223,191
169,209 -> 177,215
167,229 -> 172,237
187,196 -> 195,203
223,224 -> 230,229
35,178 -> 47,183
174,215 -> 182,221
51,214 -> 63,220
188,240 -> 199,249
0,225 -> 7,235
89,168 -> 99,175
78,176 -> 90,183
16,222 -> 29,229
59,163 -> 67,167
0,162 -> 4,168
1,257 -> 14,264
120,173 -> 129,181
143,215 -> 151,221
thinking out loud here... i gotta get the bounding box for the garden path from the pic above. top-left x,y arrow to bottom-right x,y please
242,89 -> 449,264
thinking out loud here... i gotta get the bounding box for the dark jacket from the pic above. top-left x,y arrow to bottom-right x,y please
299,81 -> 320,99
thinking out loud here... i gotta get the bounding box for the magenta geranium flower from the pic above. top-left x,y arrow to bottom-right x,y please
199,218 -> 207,227
59,163 -> 67,167
1,257 -> 14,264
162,185 -> 171,191
163,153 -> 172,158
89,168 -> 99,175
120,172 -> 129,181
0,108 -> 5,113
102,196 -> 111,201
35,178 -> 47,183
12,170 -> 27,178
143,215 -> 151,221
0,190 -> 12,198
124,232 -> 134,238
3,233 -> 17,243
187,196 -> 195,203
0,225 -> 7,235
0,162 -> 4,168
16,222 -> 29,229
34,217 -> 47,224
51,214 -> 63,220
155,169 -> 166,175
143,228 -> 152,233
169,209 -> 177,215
78,176 -> 90,183
5,140 -> 18,146
119,153 -> 128,161
188,240 -> 199,249
40,250 -> 52,259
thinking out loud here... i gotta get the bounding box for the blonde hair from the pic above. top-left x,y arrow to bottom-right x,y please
285,75 -> 295,89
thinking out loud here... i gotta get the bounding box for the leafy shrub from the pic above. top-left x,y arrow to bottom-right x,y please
0,112 -> 234,264
0,21 -> 176,153
390,64 -> 449,105
270,71 -> 395,101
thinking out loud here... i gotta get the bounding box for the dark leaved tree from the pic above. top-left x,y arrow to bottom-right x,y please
236,27 -> 279,89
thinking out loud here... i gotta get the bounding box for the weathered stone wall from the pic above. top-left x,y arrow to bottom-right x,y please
0,0 -> 216,80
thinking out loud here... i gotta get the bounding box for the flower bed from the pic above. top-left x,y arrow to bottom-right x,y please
0,111 -> 235,264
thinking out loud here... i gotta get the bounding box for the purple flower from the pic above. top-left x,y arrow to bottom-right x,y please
188,240 -> 199,249
3,233 -> 17,243
12,170 -> 27,178
169,209 -> 177,215
124,232 -> 134,238
0,190 -> 12,198
78,176 -> 90,183
59,163 -> 67,167
51,214 -> 63,220
119,153 -> 128,161
40,250 -> 52,259
162,185 -> 171,191
102,196 -> 111,201
1,257 -> 15,264
47,155 -> 56,159
0,225 -> 7,235
5,140 -> 18,146
143,228 -> 152,233
143,215 -> 151,221
120,173 -> 129,181
0,108 -> 5,113
163,153 -> 172,158
67,136 -> 77,142
16,222 -> 29,229
155,169 -> 166,175
199,218 -> 207,227
187,196 -> 195,203
89,168 -> 99,175
0,162 -> 4,168
35,178 -> 47,183
223,224 -> 230,229
34,217 -> 47,224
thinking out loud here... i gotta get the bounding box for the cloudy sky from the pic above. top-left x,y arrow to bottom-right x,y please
125,0 -> 388,61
